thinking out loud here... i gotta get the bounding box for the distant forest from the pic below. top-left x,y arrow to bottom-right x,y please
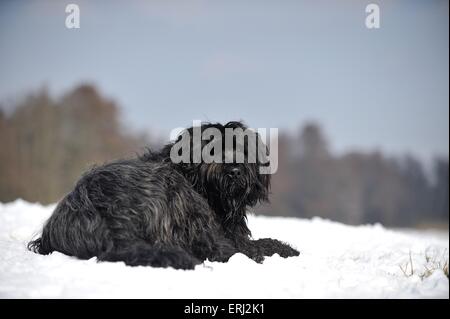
0,85 -> 448,227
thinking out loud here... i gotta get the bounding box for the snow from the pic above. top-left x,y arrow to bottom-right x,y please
0,199 -> 448,298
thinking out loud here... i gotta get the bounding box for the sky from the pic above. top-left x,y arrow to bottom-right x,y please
0,0 -> 448,163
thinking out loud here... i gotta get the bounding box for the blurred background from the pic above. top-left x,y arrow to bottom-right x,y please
0,0 -> 448,228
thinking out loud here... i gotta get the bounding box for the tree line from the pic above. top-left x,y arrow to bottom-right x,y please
256,124 -> 448,227
0,84 -> 448,227
0,85 -> 148,204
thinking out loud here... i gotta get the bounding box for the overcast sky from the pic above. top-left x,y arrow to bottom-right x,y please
0,0 -> 448,162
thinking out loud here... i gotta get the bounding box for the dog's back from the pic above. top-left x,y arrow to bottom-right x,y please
28,158 -> 153,258
27,157 -> 220,269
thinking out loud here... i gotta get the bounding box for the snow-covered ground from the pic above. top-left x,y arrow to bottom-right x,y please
0,199 -> 448,299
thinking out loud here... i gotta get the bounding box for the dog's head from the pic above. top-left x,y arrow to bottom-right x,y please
164,121 -> 271,217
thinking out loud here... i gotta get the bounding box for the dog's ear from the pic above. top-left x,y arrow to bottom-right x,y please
160,142 -> 174,161
257,170 -> 271,201
253,130 -> 271,202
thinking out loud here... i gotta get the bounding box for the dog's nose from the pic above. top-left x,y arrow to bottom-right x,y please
229,167 -> 241,178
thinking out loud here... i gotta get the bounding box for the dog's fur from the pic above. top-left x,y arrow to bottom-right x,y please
28,121 -> 299,269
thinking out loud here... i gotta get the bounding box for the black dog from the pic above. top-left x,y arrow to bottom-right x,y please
28,121 -> 299,269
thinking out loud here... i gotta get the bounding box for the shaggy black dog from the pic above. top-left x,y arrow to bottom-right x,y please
28,121 -> 299,269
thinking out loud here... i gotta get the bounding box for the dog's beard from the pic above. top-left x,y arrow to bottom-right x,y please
221,175 -> 249,213
201,163 -> 252,216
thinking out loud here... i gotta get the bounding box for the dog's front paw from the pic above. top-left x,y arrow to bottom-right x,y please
250,253 -> 265,264
279,245 -> 300,258
255,238 -> 300,258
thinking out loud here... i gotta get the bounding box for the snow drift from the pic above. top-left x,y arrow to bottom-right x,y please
0,199 -> 448,298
